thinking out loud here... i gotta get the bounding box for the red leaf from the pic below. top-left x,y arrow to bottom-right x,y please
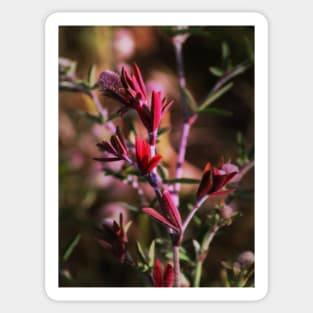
93,157 -> 123,162
161,98 -> 174,114
210,188 -> 236,197
163,263 -> 175,287
162,191 -> 182,230
115,127 -> 128,155
146,154 -> 162,173
153,259 -> 163,287
151,90 -> 162,131
197,166 -> 213,198
133,63 -> 147,99
96,142 -> 115,154
142,208 -> 178,231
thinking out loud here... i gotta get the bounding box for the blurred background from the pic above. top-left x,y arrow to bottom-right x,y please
59,26 -> 254,287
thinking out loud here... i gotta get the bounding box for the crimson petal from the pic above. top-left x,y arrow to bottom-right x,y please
153,259 -> 163,287
163,263 -> 175,287
142,208 -> 179,232
162,191 -> 182,230
146,154 -> 162,174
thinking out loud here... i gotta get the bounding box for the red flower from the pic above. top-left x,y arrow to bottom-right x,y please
142,190 -> 182,234
153,258 -> 174,287
121,63 -> 147,103
196,159 -> 239,199
99,64 -> 173,134
150,90 -> 174,134
96,213 -> 131,263
135,137 -> 162,175
94,127 -> 129,162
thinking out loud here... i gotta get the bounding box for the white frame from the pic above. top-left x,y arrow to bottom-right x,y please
45,12 -> 268,301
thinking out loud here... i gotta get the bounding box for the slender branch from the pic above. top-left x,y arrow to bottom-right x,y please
173,245 -> 180,287
182,195 -> 208,232
193,224 -> 219,287
209,61 -> 251,96
173,122 -> 190,203
90,90 -> 116,133
172,34 -> 195,208
234,160 -> 255,182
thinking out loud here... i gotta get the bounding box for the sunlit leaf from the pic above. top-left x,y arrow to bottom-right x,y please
117,201 -> 139,212
200,107 -> 233,117
148,240 -> 156,268
197,82 -> 233,112
181,87 -> 198,112
209,66 -> 224,77
163,178 -> 201,184
87,64 -> 97,87
63,234 -> 81,262
136,241 -> 148,264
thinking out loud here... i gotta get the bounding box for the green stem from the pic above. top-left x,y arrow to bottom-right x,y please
193,260 -> 203,287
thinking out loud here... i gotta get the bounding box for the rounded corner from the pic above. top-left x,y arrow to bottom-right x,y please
252,12 -> 269,28
44,283 -> 60,302
44,12 -> 61,29
253,284 -> 269,302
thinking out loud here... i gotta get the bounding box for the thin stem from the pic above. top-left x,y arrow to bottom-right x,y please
193,225 -> 219,287
193,260 -> 203,287
235,160 -> 255,182
173,245 -> 180,287
172,37 -> 194,207
182,195 -> 208,232
173,122 -> 190,205
90,90 -> 116,133
209,61 -> 251,96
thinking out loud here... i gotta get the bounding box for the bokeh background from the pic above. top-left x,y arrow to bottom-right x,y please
59,26 -> 254,287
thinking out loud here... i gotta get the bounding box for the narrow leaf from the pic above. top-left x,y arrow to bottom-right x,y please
222,41 -> 230,62
136,241 -> 148,264
87,64 -> 97,87
200,107 -> 233,117
116,202 -> 139,212
63,234 -> 81,262
162,191 -> 182,229
181,87 -> 198,112
164,178 -> 201,184
142,208 -> 178,231
209,66 -> 224,77
197,82 -> 233,112
148,240 -> 156,268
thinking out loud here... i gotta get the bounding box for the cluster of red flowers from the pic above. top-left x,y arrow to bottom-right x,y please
94,65 -> 240,286
99,64 -> 173,141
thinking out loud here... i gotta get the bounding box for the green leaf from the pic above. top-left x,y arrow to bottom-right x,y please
81,111 -> 103,124
200,107 -> 233,117
244,36 -> 254,62
164,178 -> 201,184
157,165 -> 168,181
209,66 -> 224,77
136,241 -> 148,264
87,64 -> 97,87
105,112 -> 120,123
103,169 -> 125,180
148,240 -> 156,268
181,87 -> 198,112
157,127 -> 170,136
63,234 -> 81,262
166,249 -> 194,264
192,239 -> 201,259
197,82 -> 233,112
222,41 -> 230,62
116,201 -> 139,212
